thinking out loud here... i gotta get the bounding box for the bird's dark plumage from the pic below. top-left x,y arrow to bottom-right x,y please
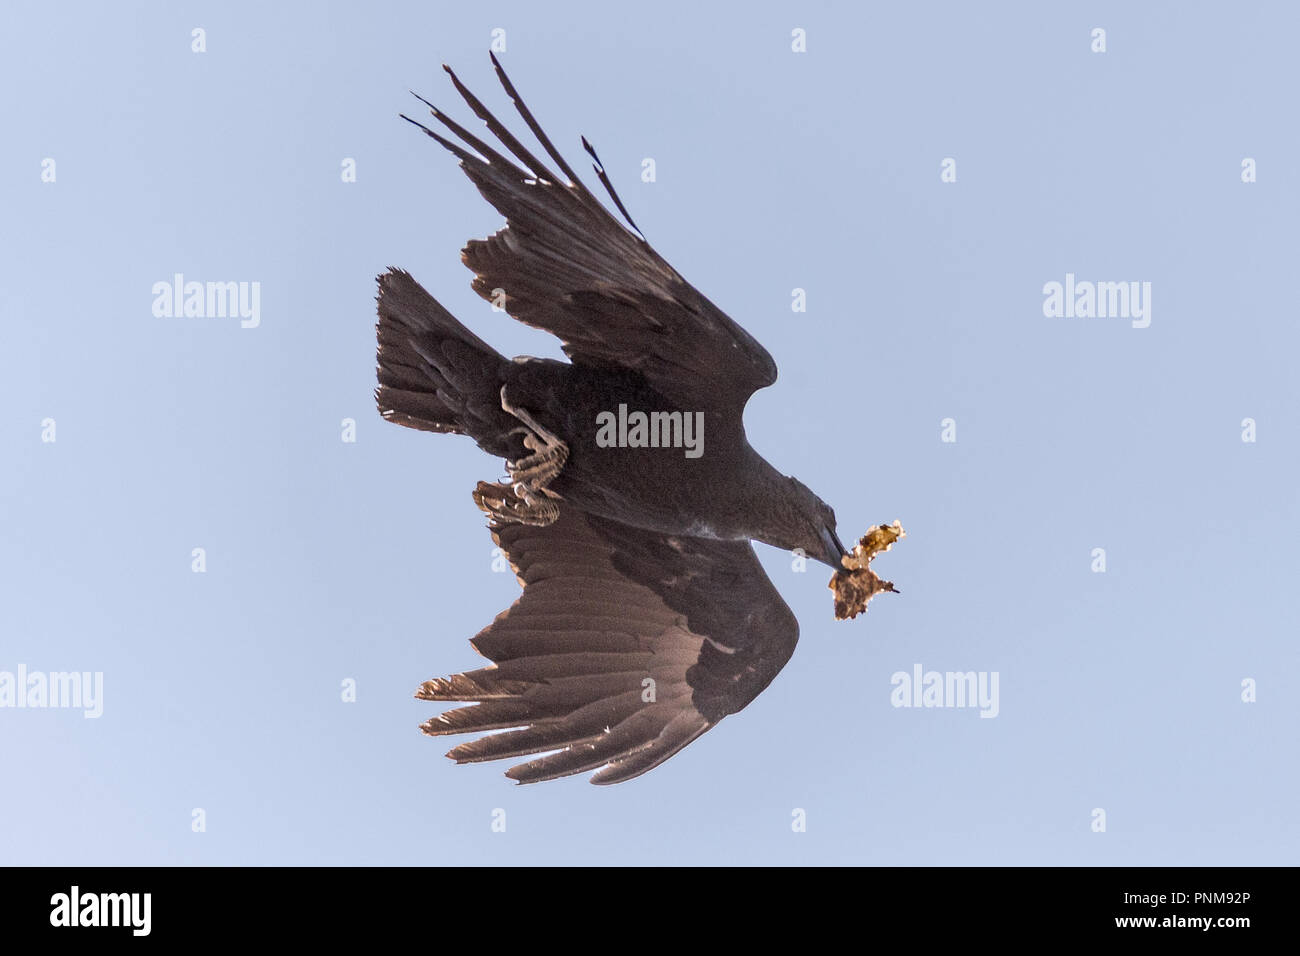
399,56 -> 777,416
376,54 -> 880,784
416,507 -> 796,784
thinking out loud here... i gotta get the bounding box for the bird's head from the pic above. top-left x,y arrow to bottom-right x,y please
779,475 -> 849,570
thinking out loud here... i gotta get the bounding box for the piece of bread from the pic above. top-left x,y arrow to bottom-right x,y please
829,521 -> 905,620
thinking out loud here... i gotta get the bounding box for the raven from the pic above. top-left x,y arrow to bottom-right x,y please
375,54 -> 900,784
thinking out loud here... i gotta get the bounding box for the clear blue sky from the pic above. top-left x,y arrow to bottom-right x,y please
2,1 -> 1295,865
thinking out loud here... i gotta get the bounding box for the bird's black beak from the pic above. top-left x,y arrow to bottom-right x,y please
819,524 -> 849,568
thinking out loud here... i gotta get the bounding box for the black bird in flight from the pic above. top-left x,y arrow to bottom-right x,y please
376,54 -> 895,785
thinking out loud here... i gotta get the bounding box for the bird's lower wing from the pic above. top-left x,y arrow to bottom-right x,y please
418,504 -> 799,785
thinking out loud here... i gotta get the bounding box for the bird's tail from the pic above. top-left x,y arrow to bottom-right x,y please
375,268 -> 514,453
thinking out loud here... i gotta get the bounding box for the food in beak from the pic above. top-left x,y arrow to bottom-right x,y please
829,520 -> 905,621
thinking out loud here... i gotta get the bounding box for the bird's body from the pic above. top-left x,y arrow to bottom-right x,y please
375,55 -> 895,784
492,358 -> 782,542
380,290 -> 767,538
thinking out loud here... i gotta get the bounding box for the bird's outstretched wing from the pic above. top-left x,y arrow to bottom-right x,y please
419,503 -> 799,785
400,53 -> 779,413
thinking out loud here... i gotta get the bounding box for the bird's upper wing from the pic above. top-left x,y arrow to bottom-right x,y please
401,53 -> 779,413
419,503 -> 799,785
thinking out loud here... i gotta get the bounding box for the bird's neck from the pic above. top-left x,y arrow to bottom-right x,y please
726,451 -> 808,553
